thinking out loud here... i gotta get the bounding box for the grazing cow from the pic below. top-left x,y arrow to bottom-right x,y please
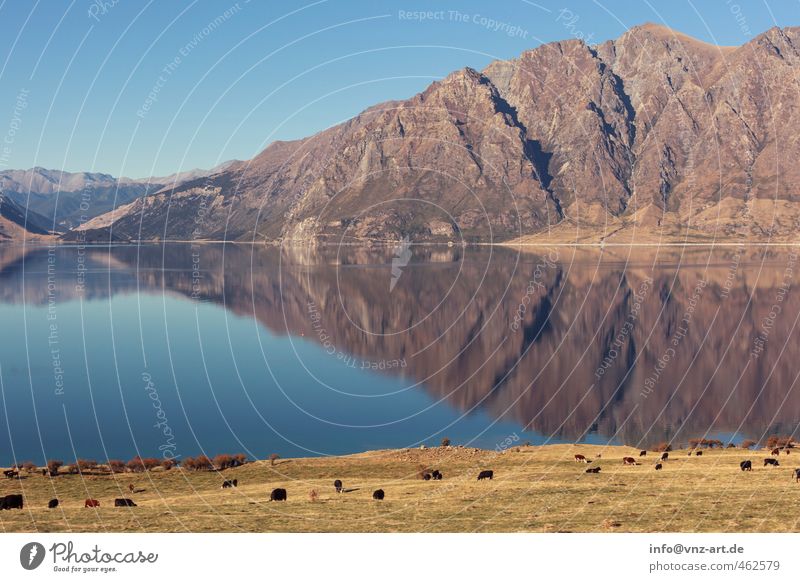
764,458 -> 780,467
585,467 -> 601,474
660,452 -> 669,461
422,472 -> 432,481
695,450 -> 703,457
372,489 -> 385,500
270,488 -> 287,501
48,498 -> 59,509
0,494 -> 23,510
622,457 -> 637,466
84,499 -> 100,508
334,479 -> 343,493
114,498 -> 137,507
688,451 -> 693,456
574,454 -> 590,463
740,460 -> 752,471
655,463 -> 662,471
477,470 -> 494,480
128,483 -> 134,493
221,479 -> 238,488
431,470 -> 442,480
786,449 -> 791,455
794,469 -> 800,482
3,469 -> 18,479
772,448 -> 781,456
639,450 -> 647,457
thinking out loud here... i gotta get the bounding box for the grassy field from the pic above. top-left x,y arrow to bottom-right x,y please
2,444 -> 799,532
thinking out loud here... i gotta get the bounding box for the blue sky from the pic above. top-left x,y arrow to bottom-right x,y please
0,0 -> 796,178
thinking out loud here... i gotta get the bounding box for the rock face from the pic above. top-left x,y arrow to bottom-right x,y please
71,24 -> 800,242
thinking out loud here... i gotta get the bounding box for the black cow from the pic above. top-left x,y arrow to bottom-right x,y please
764,458 -> 780,467
114,498 -> 137,507
3,469 -> 18,479
334,479 -> 343,493
0,494 -> 23,510
740,460 -> 752,471
794,468 -> 800,482
270,488 -> 287,501
695,450 -> 703,457
639,450 -> 647,457
660,452 -> 669,461
655,463 -> 663,471
48,499 -> 59,509
422,472 -> 432,481
431,470 -> 442,480
221,479 -> 238,488
477,470 -> 494,480
585,466 -> 601,474
372,489 -> 385,500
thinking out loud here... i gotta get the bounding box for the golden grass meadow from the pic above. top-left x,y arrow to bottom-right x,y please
2,444 -> 799,533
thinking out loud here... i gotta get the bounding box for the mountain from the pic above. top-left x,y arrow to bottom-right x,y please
0,195 -> 53,241
63,24 -> 800,242
1,162 -> 238,232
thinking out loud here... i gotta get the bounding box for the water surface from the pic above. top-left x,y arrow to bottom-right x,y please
0,243 -> 797,465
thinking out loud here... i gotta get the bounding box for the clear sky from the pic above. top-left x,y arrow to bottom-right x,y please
0,0 -> 796,178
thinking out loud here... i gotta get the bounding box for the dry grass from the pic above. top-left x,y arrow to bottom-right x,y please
2,444 -> 799,532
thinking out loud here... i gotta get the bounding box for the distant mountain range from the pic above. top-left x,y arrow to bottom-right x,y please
4,23 -> 800,244
0,162 -> 238,233
0,195 -> 52,241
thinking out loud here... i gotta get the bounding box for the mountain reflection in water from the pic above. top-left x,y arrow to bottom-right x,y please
0,243 -> 797,463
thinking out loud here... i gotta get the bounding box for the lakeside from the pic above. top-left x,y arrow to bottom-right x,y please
2,444 -> 798,533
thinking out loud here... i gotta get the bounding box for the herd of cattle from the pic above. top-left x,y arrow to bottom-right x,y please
574,449 -> 800,481
2,453 -> 799,512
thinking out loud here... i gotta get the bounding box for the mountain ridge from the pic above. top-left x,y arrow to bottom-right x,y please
11,23 -> 800,244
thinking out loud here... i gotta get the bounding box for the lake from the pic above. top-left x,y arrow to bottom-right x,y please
0,242 -> 797,465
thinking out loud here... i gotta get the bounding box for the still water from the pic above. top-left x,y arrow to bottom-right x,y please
0,243 -> 797,465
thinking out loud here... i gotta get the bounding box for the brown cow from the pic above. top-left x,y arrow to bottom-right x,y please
622,457 -> 638,466
794,468 -> 800,482
772,448 -> 781,456
660,452 -> 669,461
574,454 -> 590,463
84,499 -> 100,508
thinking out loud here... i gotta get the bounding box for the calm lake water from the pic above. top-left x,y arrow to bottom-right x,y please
0,243 -> 798,465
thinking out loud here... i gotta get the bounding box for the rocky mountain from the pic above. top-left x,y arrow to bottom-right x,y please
49,24 -> 800,242
1,162 -> 237,231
